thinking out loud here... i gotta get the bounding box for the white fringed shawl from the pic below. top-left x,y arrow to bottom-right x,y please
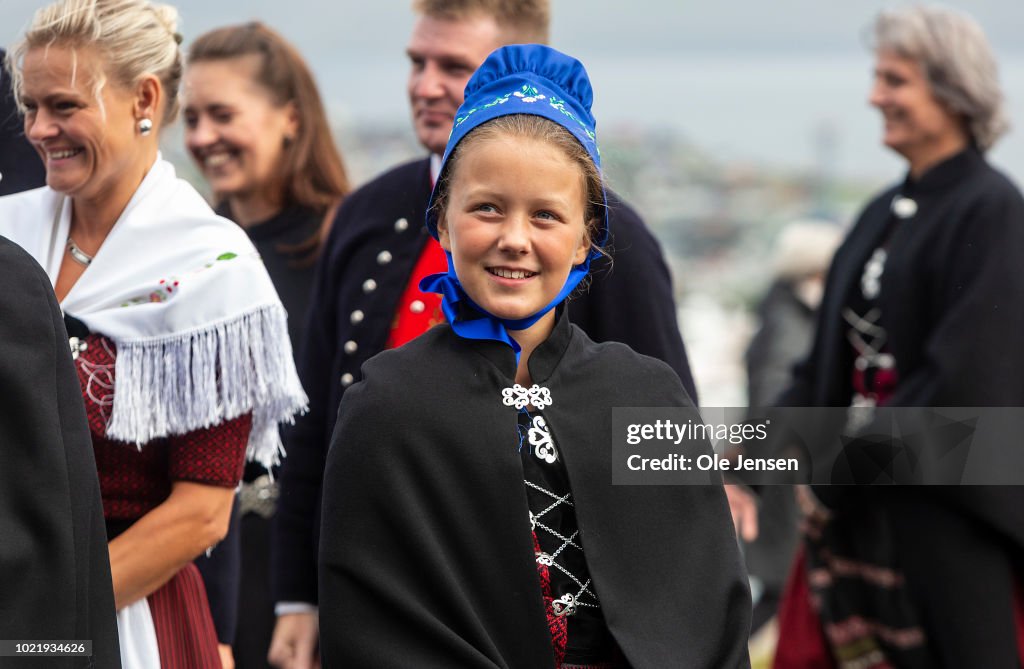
0,159 -> 307,468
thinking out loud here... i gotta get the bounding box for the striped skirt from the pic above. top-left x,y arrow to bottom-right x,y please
118,563 -> 221,668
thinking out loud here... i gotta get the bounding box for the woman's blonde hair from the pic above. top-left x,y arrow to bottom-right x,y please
6,0 -> 183,125
870,5 -> 1009,151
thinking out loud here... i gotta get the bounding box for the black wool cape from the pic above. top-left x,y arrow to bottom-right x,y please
0,235 -> 121,668
319,311 -> 751,668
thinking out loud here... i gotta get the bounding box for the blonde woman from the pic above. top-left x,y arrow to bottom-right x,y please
0,1 -> 306,666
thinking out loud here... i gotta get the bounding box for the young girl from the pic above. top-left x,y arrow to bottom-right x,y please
318,45 -> 751,668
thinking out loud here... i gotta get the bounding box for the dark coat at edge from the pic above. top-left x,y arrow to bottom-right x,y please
0,235 -> 121,668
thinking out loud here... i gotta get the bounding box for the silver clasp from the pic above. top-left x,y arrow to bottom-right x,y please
69,336 -> 88,360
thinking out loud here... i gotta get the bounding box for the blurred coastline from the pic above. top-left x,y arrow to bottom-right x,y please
5,0 -> 1021,404
159,51 -> 1024,405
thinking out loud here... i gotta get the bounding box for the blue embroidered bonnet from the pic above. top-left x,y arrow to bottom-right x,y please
420,44 -> 608,360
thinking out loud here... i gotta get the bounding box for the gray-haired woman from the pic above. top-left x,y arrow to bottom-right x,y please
772,5 -> 1024,668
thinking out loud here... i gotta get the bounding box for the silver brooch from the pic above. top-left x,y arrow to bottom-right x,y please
551,593 -> 577,617
69,336 -> 89,360
501,383 -> 553,410
890,195 -> 917,219
861,248 -> 887,300
528,415 -> 558,464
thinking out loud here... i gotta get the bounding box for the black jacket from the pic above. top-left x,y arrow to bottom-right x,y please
273,157 -> 696,604
781,148 -> 1024,410
783,149 -> 1024,509
194,205 -> 322,644
0,235 -> 120,668
319,310 -> 750,668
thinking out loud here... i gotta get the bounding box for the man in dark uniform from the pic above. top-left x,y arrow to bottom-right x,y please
0,49 -> 46,196
269,2 -> 698,666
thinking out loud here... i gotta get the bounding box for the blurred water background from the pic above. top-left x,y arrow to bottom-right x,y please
4,0 -> 1022,405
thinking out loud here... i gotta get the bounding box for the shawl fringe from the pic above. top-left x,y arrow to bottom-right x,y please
106,304 -> 307,469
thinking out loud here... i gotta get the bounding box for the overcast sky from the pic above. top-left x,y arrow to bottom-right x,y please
4,0 -> 1022,60
4,1 -> 1023,183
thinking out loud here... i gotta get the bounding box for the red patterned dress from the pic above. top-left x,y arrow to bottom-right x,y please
75,333 -> 249,668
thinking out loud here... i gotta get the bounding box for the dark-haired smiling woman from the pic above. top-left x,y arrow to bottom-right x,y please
771,6 -> 1024,669
182,22 -> 350,668
184,22 -> 350,341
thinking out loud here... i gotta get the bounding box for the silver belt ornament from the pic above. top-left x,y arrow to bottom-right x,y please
238,474 -> 278,518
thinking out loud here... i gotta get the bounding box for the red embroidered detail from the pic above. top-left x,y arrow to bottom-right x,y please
75,334 -> 117,435
534,531 -> 568,668
852,363 -> 900,407
95,434 -> 170,520
385,237 -> 447,349
168,414 -> 249,484
76,334 -> 250,520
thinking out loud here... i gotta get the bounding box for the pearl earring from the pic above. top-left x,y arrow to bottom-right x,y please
138,118 -> 153,136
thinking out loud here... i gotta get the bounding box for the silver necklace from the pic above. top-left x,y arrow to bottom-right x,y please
66,237 -> 94,266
